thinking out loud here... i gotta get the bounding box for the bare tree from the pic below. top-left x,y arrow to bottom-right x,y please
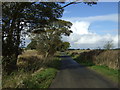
103,40 -> 114,50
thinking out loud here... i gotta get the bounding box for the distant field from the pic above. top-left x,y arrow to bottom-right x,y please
66,49 -> 91,55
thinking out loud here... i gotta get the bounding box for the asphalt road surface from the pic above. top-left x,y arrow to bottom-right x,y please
50,54 -> 118,88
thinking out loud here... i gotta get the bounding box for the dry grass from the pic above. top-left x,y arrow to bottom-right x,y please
3,50 -> 61,88
17,50 -> 45,72
94,50 -> 119,70
66,49 -> 91,55
3,50 -> 45,88
68,49 -> 119,83
18,50 -> 42,58
2,71 -> 30,88
68,49 -> 119,70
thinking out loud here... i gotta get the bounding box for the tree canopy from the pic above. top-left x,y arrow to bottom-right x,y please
2,2 -> 64,73
31,19 -> 72,57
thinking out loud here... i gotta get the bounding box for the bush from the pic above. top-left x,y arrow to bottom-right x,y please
3,50 -> 61,88
17,68 -> 57,88
70,50 -> 119,70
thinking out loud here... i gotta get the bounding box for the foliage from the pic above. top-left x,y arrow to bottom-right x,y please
68,49 -> 119,70
3,68 -> 58,88
3,50 -> 61,88
61,0 -> 97,8
2,1 -> 97,74
47,57 -> 61,70
31,19 -> 72,57
58,42 -> 70,51
18,68 -> 57,88
2,2 -> 63,73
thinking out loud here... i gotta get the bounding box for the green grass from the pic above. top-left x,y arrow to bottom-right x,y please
74,58 -> 119,83
68,51 -> 119,84
19,68 -> 57,88
3,56 -> 61,88
47,57 -> 61,70
89,65 -> 119,83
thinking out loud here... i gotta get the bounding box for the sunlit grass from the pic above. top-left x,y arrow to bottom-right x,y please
18,68 -> 57,88
89,65 -> 119,83
2,50 -> 61,88
68,49 -> 119,83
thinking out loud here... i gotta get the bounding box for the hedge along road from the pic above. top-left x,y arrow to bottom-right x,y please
50,53 -> 118,88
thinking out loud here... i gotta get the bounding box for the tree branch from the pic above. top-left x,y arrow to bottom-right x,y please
62,2 -> 81,8
61,0 -> 97,9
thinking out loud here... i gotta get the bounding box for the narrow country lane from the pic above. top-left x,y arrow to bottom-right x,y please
50,54 -> 118,88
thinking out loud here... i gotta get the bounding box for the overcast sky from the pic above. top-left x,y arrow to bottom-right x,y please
61,2 -> 118,49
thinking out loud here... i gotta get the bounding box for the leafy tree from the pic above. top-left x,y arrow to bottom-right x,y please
2,2 -> 64,73
32,19 -> 72,57
103,40 -> 114,50
58,42 -> 70,51
86,48 -> 90,50
2,1 -> 97,73
62,42 -> 70,50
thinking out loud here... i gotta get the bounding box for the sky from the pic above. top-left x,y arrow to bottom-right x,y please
61,2 -> 118,49
25,2 -> 118,49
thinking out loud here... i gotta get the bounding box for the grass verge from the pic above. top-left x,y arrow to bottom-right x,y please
74,59 -> 119,84
68,51 -> 119,84
3,50 -> 61,88
18,68 -> 58,88
88,65 -> 119,83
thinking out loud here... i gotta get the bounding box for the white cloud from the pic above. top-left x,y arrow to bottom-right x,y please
62,20 -> 118,49
71,21 -> 90,34
24,14 -> 118,49
63,14 -> 118,23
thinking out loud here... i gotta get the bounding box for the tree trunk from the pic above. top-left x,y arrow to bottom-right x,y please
2,20 -> 22,74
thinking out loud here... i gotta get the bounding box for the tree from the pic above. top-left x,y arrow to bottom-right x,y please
58,42 -> 70,51
2,1 -> 97,73
103,40 -> 114,50
61,1 -> 97,8
2,2 -> 64,73
31,19 -> 72,58
97,46 -> 101,50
